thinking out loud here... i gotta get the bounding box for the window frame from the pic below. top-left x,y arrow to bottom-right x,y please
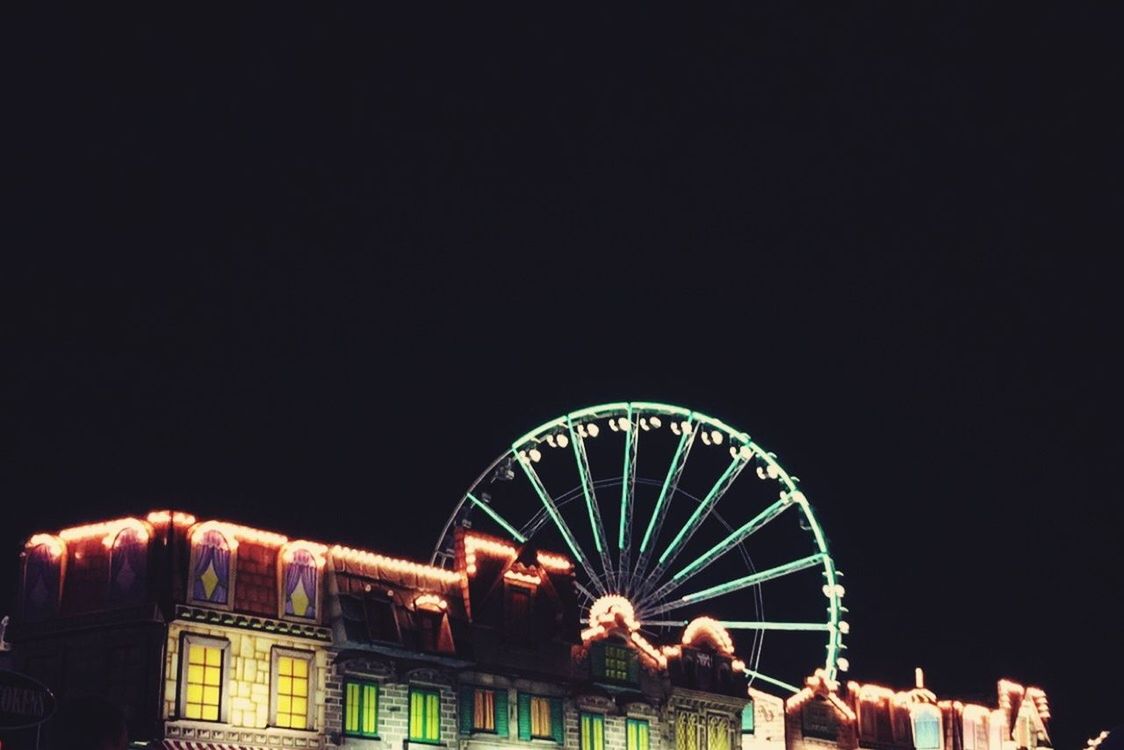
277,543 -> 322,622
344,679 -> 380,738
529,694 -> 554,740
581,712 -> 606,750
269,647 -> 316,731
409,685 -> 443,744
627,717 -> 651,750
472,687 -> 498,733
177,633 -> 231,723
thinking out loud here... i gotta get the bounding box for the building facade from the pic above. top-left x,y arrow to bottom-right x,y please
5,512 -> 756,750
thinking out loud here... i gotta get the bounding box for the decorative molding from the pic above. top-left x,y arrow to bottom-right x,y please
165,720 -> 326,749
174,605 -> 332,641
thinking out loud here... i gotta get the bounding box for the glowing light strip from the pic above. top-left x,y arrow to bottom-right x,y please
639,421 -> 695,555
681,617 -> 735,654
58,517 -> 151,545
568,417 -> 614,584
190,520 -> 288,549
331,545 -> 462,584
536,551 -> 573,572
650,497 -> 792,603
744,667 -> 800,694
25,534 -> 65,558
513,452 -> 603,589
466,493 -> 527,543
656,456 -> 747,567
714,620 -> 832,631
146,510 -> 197,527
648,553 -> 826,615
504,570 -> 542,585
280,540 -> 329,567
414,593 -> 449,611
618,403 -> 636,553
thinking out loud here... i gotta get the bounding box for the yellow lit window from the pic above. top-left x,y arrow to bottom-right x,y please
276,654 -> 311,729
581,713 -> 605,750
531,696 -> 552,738
345,681 -> 378,737
628,718 -> 651,750
184,644 -> 223,721
410,687 -> 441,742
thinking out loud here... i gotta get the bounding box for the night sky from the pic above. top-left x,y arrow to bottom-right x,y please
6,6 -> 1123,749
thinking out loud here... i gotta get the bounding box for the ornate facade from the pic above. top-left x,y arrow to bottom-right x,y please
5,512 -> 758,750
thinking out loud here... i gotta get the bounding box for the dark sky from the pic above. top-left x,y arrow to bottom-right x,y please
5,5 -> 1122,749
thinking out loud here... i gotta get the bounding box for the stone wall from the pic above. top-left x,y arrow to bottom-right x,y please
163,620 -> 331,749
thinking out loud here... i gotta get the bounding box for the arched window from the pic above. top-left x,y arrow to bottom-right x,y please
109,526 -> 147,603
191,529 -> 233,606
912,705 -> 942,750
279,542 -> 325,621
22,536 -> 64,620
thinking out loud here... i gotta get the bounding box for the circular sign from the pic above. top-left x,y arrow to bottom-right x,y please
0,669 -> 56,731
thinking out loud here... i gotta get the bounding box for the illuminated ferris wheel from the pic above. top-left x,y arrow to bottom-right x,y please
432,402 -> 848,694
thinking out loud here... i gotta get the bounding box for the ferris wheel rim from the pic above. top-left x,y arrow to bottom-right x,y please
430,401 -> 847,690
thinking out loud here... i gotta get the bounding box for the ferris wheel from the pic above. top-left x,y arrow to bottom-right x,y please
432,402 -> 848,693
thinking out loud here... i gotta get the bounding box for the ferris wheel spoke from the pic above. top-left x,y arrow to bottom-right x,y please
568,418 -> 616,589
514,454 -> 607,593
712,620 -> 833,632
742,668 -> 801,694
632,422 -> 698,585
641,496 -> 793,605
617,405 -> 640,593
640,455 -> 748,598
642,552 -> 826,616
466,492 -> 528,543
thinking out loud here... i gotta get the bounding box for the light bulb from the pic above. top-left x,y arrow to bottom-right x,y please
639,418 -> 649,431
837,658 -> 850,672
680,421 -> 691,434
619,417 -> 631,431
650,416 -> 662,428
588,423 -> 600,437
739,445 -> 754,460
529,448 -> 542,463
670,422 -> 681,435
729,446 -> 738,458
766,464 -> 779,479
557,434 -> 569,448
839,621 -> 850,634
701,431 -> 711,445
756,466 -> 768,479
711,431 -> 723,445
609,420 -> 620,432
545,435 -> 556,447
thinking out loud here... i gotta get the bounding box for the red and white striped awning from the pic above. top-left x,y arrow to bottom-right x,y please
157,741 -> 264,750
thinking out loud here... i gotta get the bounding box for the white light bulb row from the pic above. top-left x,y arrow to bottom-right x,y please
728,444 -> 755,460
543,433 -> 571,449
822,583 -> 846,598
756,463 -> 781,480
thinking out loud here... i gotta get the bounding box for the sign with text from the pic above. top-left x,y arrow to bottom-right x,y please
0,670 -> 55,730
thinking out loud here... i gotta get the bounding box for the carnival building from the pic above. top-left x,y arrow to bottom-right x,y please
7,512 -> 755,750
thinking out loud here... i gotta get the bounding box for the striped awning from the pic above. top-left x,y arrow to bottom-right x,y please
157,741 -> 263,750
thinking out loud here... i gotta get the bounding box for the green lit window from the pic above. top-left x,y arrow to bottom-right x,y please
627,718 -> 651,750
581,713 -> 605,750
410,686 -> 442,743
742,701 -> 755,734
604,645 -> 632,681
345,681 -> 379,738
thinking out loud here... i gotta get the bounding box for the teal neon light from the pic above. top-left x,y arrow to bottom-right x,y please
648,553 -> 827,614
657,457 -> 746,567
569,418 -> 606,556
493,401 -> 844,679
619,403 -> 635,551
467,493 -> 527,543
639,423 -> 693,555
513,455 -> 586,566
742,668 -> 801,694
717,621 -> 832,631
671,498 -> 793,584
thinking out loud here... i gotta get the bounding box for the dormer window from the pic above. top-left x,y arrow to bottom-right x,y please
591,640 -> 638,684
22,536 -> 64,620
109,526 -> 147,603
912,705 -> 942,750
190,528 -> 233,607
279,543 -> 323,621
